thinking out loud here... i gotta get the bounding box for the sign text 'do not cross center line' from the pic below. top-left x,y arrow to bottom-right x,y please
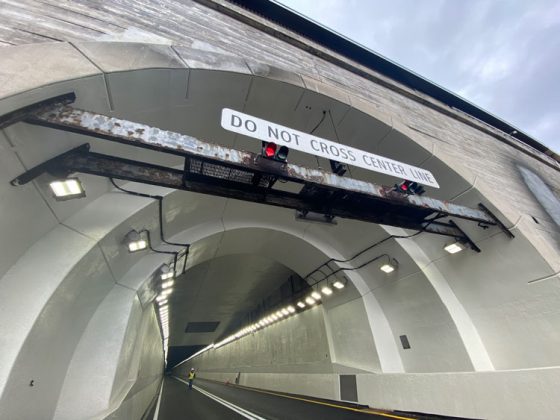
220,108 -> 439,188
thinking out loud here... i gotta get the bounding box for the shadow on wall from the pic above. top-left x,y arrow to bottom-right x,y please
518,165 -> 560,227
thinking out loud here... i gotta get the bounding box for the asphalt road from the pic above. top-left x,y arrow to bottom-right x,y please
155,376 -> 428,420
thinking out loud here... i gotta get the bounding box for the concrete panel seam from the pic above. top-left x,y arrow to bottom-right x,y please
69,41 -> 114,111
170,45 -> 192,100
1,129 -> 62,224
449,175 -> 478,202
527,270 -> 560,285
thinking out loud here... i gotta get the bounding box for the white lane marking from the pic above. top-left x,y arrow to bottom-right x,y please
172,376 -> 267,420
194,386 -> 268,420
153,379 -> 164,420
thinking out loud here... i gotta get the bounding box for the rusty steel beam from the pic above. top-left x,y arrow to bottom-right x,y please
24,104 -> 496,226
10,145 -> 470,239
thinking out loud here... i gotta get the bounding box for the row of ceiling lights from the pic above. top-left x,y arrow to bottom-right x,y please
125,228 -> 176,354
209,278 -> 348,351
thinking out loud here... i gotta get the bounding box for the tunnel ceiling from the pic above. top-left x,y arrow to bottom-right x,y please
168,253 -> 298,348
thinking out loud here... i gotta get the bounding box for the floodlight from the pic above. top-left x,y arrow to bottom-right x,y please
444,242 -> 464,254
49,177 -> 85,201
321,286 -> 333,296
333,281 -> 345,289
126,230 -> 148,253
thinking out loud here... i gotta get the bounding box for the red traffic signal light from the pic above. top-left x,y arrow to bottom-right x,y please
264,142 -> 277,158
261,141 -> 289,162
395,180 -> 425,196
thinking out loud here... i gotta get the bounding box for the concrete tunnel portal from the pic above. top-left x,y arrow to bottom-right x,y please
1,3 -> 560,419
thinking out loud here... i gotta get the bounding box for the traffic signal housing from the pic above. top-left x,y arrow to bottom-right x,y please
394,180 -> 426,196
261,141 -> 289,162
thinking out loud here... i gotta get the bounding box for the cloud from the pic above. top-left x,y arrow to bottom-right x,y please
277,0 -> 560,152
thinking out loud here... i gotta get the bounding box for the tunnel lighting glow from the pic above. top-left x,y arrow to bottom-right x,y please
160,264 -> 174,280
156,295 -> 167,302
126,230 -> 148,253
321,286 -> 333,296
128,239 -> 147,252
161,288 -> 173,296
297,301 -> 306,308
444,242 -> 464,254
161,280 -> 174,289
311,291 -> 321,300
380,264 -> 395,273
271,314 -> 279,321
281,308 -> 290,316
276,311 -> 284,318
49,178 -> 86,200
305,297 -> 316,305
333,281 -> 345,289
161,272 -> 174,280
287,306 -> 296,313
157,300 -> 168,306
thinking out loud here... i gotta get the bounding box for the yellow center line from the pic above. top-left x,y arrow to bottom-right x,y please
215,381 -> 414,420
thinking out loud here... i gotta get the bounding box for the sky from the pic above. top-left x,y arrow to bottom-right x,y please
276,0 -> 560,153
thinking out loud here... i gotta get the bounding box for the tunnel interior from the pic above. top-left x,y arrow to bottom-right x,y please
0,39 -> 559,420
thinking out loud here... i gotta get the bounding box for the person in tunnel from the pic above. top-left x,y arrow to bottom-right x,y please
188,368 -> 196,389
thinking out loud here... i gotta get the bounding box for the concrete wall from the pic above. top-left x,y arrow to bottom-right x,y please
173,306 -> 340,400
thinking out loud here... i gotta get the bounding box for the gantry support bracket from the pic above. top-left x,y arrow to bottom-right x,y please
6,94 -> 510,249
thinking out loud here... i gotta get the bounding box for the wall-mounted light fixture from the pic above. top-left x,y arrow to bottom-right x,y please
125,230 -> 148,253
333,280 -> 345,289
49,177 -> 86,201
297,301 -> 306,308
380,257 -> 398,273
160,264 -> 174,280
305,296 -> 316,305
321,286 -> 333,296
311,291 -> 322,300
444,241 -> 464,254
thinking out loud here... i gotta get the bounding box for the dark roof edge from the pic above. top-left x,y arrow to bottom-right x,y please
224,0 -> 558,164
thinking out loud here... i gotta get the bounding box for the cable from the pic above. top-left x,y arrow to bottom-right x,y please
110,178 -> 190,275
141,229 -> 179,274
304,213 -> 444,284
110,178 -> 190,248
309,110 -> 326,168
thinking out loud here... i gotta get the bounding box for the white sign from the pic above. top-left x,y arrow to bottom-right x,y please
221,108 -> 439,188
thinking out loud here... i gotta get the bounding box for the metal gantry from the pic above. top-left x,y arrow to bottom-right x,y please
4,93 -> 514,251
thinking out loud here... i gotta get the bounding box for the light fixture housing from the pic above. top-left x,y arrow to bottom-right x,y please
311,291 -> 322,300
321,286 -> 333,296
126,230 -> 148,253
444,242 -> 464,254
287,306 -> 296,313
305,297 -> 316,305
333,281 -> 345,289
380,264 -> 395,273
160,264 -> 174,280
281,308 -> 290,316
297,301 -> 306,308
162,280 -> 174,289
49,177 -> 86,201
